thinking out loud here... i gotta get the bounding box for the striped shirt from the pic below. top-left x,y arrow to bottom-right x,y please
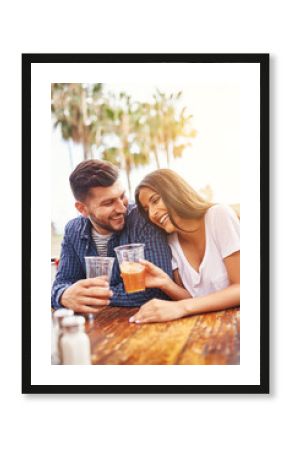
91,228 -> 112,256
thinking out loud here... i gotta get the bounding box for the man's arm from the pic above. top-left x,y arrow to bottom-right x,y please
51,227 -> 85,309
51,223 -> 111,311
109,208 -> 173,307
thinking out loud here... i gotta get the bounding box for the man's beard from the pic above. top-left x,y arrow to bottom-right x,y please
89,214 -> 125,233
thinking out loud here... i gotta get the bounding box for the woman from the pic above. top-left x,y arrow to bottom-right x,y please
129,169 -> 240,323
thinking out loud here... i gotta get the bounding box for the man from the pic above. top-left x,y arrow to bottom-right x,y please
51,159 -> 172,313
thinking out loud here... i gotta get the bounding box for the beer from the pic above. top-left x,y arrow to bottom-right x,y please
120,261 -> 145,293
114,243 -> 146,295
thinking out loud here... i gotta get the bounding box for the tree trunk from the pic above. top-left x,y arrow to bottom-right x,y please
152,146 -> 160,169
68,140 -> 74,170
166,146 -> 170,167
125,166 -> 132,199
83,140 -> 91,160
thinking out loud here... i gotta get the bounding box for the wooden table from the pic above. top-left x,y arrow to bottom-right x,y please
85,306 -> 240,365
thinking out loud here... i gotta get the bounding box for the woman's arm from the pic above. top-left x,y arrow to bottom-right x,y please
140,260 -> 191,300
180,283 -> 239,317
130,252 -> 240,323
161,268 -> 190,299
173,269 -> 186,288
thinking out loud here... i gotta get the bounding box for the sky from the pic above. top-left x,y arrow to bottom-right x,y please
51,82 -> 240,234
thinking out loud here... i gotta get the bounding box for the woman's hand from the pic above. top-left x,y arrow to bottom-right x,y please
139,259 -> 170,290
129,298 -> 186,323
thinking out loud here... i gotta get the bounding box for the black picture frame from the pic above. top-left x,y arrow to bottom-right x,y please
22,53 -> 269,394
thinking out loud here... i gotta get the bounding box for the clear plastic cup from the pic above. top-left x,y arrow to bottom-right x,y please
84,256 -> 115,281
114,244 -> 145,294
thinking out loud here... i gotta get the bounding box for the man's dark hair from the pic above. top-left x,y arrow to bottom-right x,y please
69,159 -> 119,201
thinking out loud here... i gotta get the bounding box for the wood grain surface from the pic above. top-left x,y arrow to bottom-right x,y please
85,306 -> 240,365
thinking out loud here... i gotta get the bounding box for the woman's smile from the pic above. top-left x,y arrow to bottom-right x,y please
138,187 -> 177,233
159,213 -> 169,225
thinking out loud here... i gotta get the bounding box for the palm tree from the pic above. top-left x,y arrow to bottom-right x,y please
51,83 -> 105,161
138,101 -> 161,169
150,90 -> 197,168
101,92 -> 150,197
51,84 -> 196,196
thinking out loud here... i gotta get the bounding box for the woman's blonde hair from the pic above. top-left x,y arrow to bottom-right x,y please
135,169 -> 213,229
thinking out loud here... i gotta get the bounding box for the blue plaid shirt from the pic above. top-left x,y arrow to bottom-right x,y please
51,205 -> 173,309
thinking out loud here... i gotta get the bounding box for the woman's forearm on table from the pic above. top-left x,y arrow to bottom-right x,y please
180,284 -> 240,316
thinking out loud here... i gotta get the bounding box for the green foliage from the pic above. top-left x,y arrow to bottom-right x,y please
101,147 -> 120,166
51,84 -> 197,196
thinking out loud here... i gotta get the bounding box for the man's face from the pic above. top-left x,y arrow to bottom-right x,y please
76,179 -> 129,234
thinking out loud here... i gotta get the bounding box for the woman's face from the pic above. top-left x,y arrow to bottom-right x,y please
138,187 -> 177,233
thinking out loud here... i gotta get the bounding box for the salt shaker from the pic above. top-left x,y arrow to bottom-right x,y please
52,308 -> 74,364
60,316 -> 92,365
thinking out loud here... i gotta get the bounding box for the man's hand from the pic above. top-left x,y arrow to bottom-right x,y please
60,277 -> 113,313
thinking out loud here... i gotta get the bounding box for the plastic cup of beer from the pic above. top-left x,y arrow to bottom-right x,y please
114,244 -> 146,294
84,256 -> 115,282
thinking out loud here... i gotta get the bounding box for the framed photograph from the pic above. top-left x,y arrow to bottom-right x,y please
22,53 -> 269,394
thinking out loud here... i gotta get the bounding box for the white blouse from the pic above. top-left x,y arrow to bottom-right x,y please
167,204 -> 240,297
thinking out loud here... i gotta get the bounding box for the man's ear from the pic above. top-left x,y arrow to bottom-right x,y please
75,201 -> 89,217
